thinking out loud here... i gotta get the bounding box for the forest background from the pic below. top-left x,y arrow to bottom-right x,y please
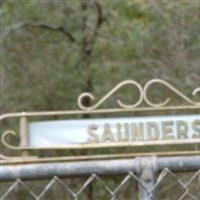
0,0 -> 200,199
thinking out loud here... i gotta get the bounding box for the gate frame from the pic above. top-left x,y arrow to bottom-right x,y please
1,155 -> 200,199
1,79 -> 200,199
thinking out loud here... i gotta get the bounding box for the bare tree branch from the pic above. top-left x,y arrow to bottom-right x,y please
94,1 -> 104,28
1,21 -> 77,43
79,0 -> 105,57
79,0 -> 106,113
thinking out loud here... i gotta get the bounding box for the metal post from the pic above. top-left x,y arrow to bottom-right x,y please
19,116 -> 29,157
136,157 -> 158,200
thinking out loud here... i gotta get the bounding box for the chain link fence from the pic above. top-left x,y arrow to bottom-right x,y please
1,156 -> 200,200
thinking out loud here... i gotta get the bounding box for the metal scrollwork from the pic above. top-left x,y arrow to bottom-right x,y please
143,79 -> 200,107
78,79 -> 200,110
1,130 -> 22,150
1,78 -> 200,161
193,87 -> 200,98
78,80 -> 143,110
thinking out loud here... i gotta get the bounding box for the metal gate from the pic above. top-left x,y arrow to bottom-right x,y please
1,79 -> 200,199
1,155 -> 200,200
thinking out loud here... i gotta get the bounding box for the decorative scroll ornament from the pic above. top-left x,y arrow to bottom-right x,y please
1,130 -> 22,150
144,79 -> 200,107
78,79 -> 200,110
78,80 -> 143,110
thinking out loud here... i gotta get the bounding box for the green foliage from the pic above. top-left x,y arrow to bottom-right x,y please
1,0 -> 200,113
0,1 -> 200,199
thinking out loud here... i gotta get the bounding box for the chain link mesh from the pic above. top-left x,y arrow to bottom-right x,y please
1,168 -> 200,200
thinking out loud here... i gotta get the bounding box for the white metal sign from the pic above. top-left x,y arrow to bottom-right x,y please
29,114 -> 200,148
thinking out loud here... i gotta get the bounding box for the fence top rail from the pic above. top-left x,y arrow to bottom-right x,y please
1,155 -> 200,181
